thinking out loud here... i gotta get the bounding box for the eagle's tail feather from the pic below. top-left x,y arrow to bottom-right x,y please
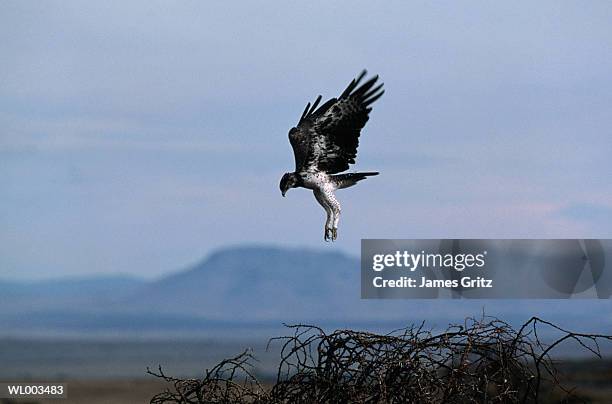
332,172 -> 379,189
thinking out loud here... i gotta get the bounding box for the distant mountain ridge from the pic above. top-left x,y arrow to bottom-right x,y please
0,275 -> 146,311
129,245 -> 360,320
1,245 -> 611,336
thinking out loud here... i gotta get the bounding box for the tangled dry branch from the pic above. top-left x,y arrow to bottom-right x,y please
148,316 -> 612,403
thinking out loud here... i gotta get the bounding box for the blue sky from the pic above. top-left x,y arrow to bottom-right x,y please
1,1 -> 612,279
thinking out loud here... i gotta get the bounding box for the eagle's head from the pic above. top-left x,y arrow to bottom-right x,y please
279,172 -> 298,197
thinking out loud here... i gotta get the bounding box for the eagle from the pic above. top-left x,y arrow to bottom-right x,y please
279,71 -> 384,241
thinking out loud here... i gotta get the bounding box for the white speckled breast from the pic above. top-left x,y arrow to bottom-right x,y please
301,171 -> 334,190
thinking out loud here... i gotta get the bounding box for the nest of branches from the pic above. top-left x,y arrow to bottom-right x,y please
148,316 -> 612,403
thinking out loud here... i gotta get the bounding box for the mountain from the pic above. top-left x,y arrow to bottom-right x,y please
127,245 -> 360,321
1,245 -> 611,336
0,275 -> 146,311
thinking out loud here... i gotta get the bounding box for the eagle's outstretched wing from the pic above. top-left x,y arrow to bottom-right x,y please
288,71 -> 384,175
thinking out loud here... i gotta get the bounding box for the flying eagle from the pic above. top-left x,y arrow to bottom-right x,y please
279,71 -> 384,241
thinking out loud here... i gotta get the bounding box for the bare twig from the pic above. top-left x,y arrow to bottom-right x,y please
149,316 -> 612,403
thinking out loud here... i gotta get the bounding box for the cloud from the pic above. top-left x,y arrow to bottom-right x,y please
2,1 -> 612,278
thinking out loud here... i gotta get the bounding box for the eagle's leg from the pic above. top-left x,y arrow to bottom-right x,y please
314,189 -> 334,242
327,192 -> 341,241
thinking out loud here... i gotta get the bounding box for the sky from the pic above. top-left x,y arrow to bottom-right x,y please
1,1 -> 612,280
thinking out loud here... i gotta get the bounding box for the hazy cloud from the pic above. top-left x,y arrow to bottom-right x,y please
1,1 -> 611,278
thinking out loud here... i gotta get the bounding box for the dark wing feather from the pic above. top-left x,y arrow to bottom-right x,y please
288,126 -> 309,172
288,70 -> 384,174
